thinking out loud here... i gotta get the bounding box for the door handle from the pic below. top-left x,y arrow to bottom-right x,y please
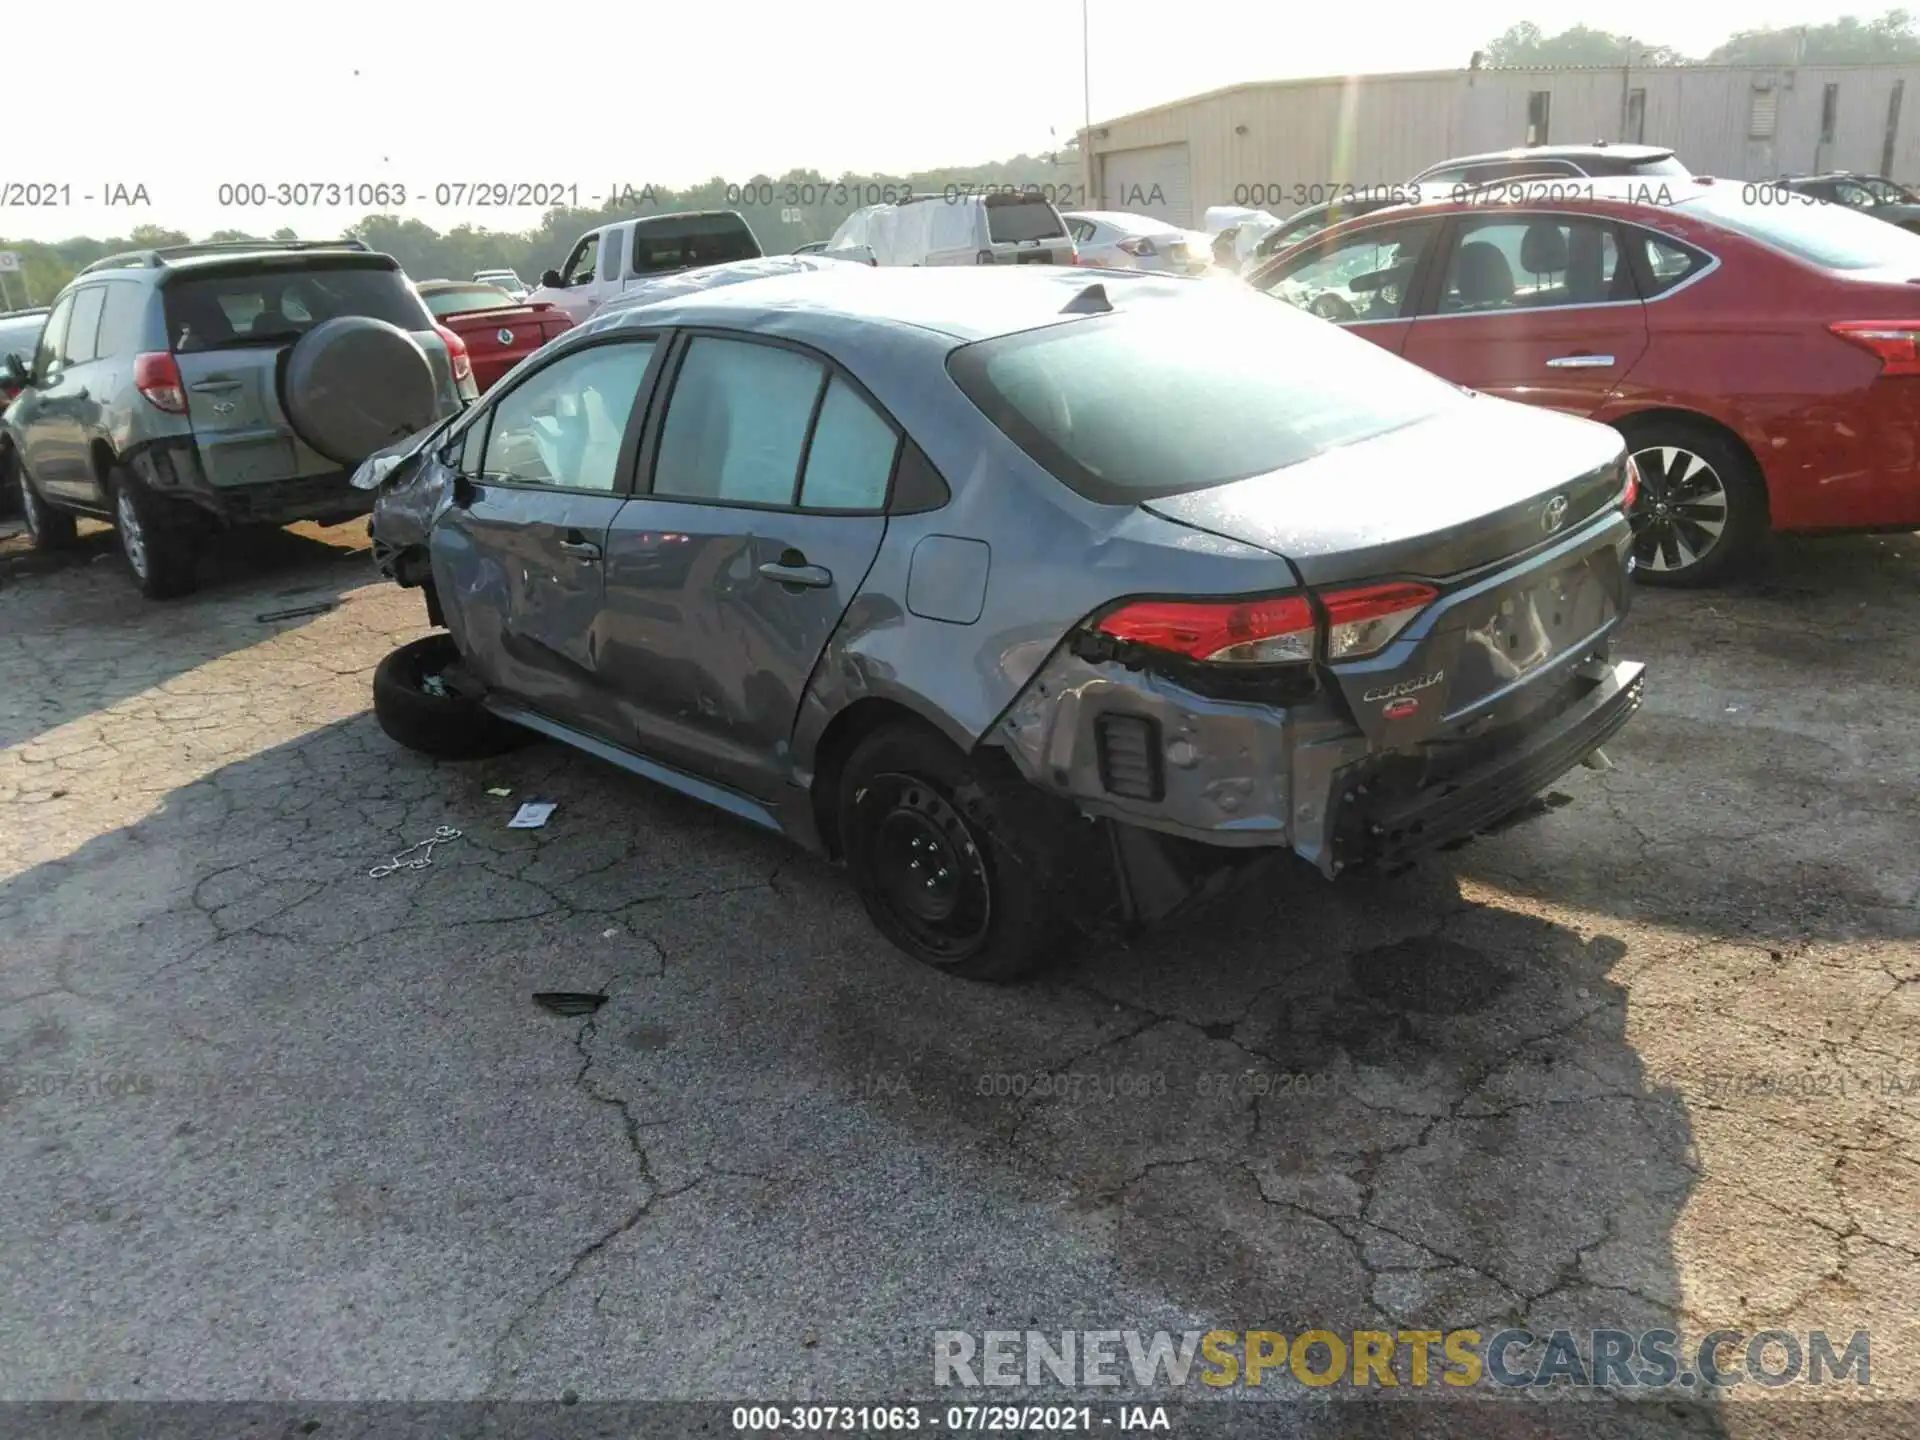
190,379 -> 243,391
1545,354 -> 1615,369
757,561 -> 833,589
559,539 -> 601,560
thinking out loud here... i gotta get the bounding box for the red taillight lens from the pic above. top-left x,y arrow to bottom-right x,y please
1830,320 -> 1920,375
1621,456 -> 1641,511
1116,237 -> 1155,257
435,323 -> 474,383
1095,595 -> 1316,664
1320,582 -> 1439,660
133,352 -> 187,413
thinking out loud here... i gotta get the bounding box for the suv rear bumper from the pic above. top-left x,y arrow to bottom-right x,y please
135,440 -> 370,527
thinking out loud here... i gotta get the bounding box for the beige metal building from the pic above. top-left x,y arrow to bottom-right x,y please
1080,62 -> 1920,227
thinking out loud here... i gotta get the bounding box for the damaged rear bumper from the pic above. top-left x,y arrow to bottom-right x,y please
133,439 -> 369,527
990,648 -> 1644,886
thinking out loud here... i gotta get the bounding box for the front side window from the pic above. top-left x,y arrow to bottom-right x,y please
1438,216 -> 1625,313
652,337 -> 825,506
947,295 -> 1468,503
32,295 -> 73,380
1261,221 -> 1436,323
479,340 -> 656,491
561,235 -> 598,287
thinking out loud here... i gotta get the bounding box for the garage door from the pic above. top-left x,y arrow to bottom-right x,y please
1099,143 -> 1193,226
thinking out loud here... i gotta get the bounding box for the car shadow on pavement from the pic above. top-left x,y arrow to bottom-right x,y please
0,519 -> 380,754
0,708 -> 1722,1425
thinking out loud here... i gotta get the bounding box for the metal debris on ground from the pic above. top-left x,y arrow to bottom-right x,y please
532,992 -> 608,1017
256,602 -> 336,622
369,825 -> 463,878
508,801 -> 557,829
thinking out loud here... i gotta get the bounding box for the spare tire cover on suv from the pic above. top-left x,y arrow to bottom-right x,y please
282,316 -> 440,466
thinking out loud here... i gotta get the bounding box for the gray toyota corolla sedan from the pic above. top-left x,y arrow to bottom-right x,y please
356,265 -> 1644,981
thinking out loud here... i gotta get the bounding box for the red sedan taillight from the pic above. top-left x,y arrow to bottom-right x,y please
1622,456 -> 1641,511
1094,582 -> 1437,665
1829,320 -> 1920,375
133,352 -> 188,413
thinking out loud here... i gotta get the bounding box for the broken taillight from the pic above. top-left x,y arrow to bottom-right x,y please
133,352 -> 188,413
1319,582 -> 1439,660
1095,595 -> 1317,664
1829,320 -> 1920,375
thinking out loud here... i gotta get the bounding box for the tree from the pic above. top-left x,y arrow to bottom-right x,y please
1707,9 -> 1920,64
1484,22 -> 1688,66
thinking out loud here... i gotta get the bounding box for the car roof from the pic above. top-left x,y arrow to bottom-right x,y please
589,264 -> 1219,344
1423,143 -> 1675,168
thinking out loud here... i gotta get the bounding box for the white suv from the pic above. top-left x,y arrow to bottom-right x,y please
827,191 -> 1077,267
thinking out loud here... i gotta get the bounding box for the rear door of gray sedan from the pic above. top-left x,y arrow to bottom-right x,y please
597,331 -> 898,798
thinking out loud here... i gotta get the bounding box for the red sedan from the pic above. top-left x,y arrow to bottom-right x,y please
1247,176 -> 1920,584
415,280 -> 575,393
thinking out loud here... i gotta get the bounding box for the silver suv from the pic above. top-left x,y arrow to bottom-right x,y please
0,240 -> 476,597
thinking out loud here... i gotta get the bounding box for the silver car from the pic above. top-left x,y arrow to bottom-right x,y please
1062,211 -> 1211,274
359,267 -> 1643,981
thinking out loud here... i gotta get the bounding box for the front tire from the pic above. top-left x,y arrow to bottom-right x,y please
111,467 -> 199,599
372,633 -> 529,760
1617,419 -> 1766,588
838,724 -> 1067,982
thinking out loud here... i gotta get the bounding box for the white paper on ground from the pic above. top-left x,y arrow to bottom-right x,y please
508,802 -> 557,829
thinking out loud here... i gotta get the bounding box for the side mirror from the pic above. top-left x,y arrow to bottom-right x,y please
541,269 -> 563,288
2,352 -> 27,387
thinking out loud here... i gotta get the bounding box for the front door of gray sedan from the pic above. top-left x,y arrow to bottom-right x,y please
598,332 -> 897,798
429,336 -> 660,741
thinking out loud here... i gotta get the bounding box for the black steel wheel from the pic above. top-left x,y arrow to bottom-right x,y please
838,723 -> 1068,981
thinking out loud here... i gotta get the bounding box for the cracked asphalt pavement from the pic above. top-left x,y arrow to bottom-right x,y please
1,518 -> 1916,1433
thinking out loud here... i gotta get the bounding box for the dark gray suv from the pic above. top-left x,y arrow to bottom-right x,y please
0,240 -> 477,597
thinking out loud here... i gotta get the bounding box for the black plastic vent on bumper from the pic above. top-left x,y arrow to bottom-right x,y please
1096,713 -> 1165,801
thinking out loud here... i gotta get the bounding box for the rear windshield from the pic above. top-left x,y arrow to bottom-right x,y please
987,197 -> 1068,244
630,216 -> 761,275
1685,185 -> 1920,270
163,261 -> 430,352
947,299 -> 1466,502
424,284 -> 514,317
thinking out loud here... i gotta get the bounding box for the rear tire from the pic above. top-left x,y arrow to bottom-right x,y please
1616,417 -> 1766,588
838,723 -> 1069,982
110,467 -> 199,599
373,633 -> 529,760
15,458 -> 79,551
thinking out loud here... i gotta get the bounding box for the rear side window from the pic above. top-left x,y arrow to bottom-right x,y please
653,337 -> 825,505
630,216 -> 761,275
800,377 -> 898,511
62,287 -> 107,364
95,283 -> 146,357
986,197 -> 1067,243
948,299 -> 1467,503
163,263 -> 431,352
1684,186 -> 1920,269
1631,230 -> 1710,295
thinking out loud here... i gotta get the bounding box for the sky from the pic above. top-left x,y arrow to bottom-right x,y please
0,0 -> 1873,243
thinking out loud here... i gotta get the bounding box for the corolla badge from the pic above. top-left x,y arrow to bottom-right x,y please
496,329 -> 514,346
1363,671 -> 1444,703
1542,494 -> 1570,533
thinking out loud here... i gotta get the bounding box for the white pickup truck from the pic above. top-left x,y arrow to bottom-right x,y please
526,211 -> 763,323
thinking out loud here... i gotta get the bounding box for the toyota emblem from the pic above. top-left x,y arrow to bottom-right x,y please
496,328 -> 514,346
1542,494 -> 1569,533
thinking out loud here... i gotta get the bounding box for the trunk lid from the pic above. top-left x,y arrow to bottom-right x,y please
1141,396 -> 1626,587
